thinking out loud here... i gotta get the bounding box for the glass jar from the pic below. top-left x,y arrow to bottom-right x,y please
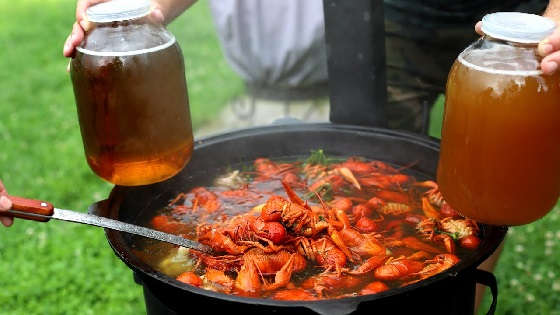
437,12 -> 560,225
70,0 -> 193,186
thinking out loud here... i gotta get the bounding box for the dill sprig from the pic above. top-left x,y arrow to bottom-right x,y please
305,149 -> 331,166
304,183 -> 333,202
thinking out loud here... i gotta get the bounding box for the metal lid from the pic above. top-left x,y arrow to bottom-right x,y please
481,12 -> 556,44
86,0 -> 151,23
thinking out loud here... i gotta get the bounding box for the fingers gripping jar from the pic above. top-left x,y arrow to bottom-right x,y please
437,12 -> 560,225
70,0 -> 193,186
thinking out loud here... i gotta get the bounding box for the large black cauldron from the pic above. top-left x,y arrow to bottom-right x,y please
92,123 -> 507,315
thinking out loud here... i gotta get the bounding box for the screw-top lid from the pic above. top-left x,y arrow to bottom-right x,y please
86,0 -> 151,23
481,12 -> 556,44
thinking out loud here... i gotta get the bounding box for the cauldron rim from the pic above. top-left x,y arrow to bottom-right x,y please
98,123 -> 507,312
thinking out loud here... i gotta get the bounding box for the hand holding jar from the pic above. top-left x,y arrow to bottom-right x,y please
474,8 -> 560,75
69,0 -> 193,186
63,0 -> 198,58
438,13 -> 560,225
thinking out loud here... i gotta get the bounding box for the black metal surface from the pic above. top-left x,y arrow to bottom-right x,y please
323,0 -> 387,126
97,124 -> 507,315
136,268 -> 483,315
475,269 -> 499,315
139,270 -> 498,315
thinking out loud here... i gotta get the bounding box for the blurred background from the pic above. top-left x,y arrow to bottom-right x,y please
0,0 -> 559,314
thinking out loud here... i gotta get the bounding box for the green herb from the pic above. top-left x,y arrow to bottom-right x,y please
443,231 -> 460,240
304,183 -> 334,202
305,149 -> 330,166
435,228 -> 460,240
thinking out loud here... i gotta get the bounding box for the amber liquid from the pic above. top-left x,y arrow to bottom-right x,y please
70,42 -> 193,186
438,58 -> 560,225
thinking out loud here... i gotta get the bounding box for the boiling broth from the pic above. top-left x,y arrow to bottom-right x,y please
135,156 -> 481,300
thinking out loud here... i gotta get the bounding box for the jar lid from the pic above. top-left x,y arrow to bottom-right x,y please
481,12 -> 556,44
86,0 -> 151,23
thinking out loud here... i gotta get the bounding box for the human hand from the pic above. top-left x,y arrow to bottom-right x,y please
537,27 -> 560,74
63,0 -> 110,58
0,180 -> 13,227
63,0 -> 165,58
474,20 -> 560,75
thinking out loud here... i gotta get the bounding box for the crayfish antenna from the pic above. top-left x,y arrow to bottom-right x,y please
313,191 -> 329,211
281,179 -> 310,209
396,160 -> 419,172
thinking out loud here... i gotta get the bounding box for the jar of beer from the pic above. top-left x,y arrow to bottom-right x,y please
437,12 -> 559,225
70,0 -> 193,186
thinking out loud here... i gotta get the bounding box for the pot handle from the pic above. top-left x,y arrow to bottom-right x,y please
475,269 -> 498,315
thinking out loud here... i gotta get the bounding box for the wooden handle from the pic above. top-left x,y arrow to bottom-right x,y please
6,195 -> 54,222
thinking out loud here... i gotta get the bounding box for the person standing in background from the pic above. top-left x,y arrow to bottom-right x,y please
198,1 -> 330,134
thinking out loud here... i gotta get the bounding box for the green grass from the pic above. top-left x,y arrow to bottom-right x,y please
1,1 -> 560,313
428,95 -> 445,139
0,1 -> 241,314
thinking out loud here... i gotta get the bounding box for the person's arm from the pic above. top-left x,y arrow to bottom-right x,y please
63,0 -> 197,58
154,0 -> 197,25
0,181 -> 13,227
475,0 -> 560,74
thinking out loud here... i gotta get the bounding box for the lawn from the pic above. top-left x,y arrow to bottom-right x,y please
1,1 -> 559,314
